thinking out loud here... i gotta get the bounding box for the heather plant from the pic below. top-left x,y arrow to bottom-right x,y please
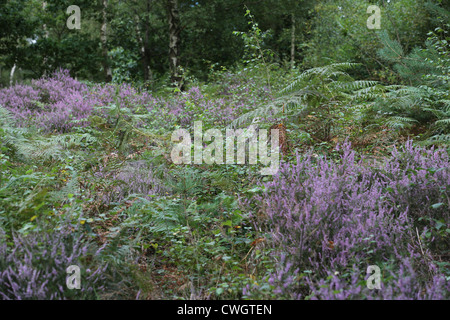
0,70 -> 263,137
243,140 -> 449,299
92,160 -> 170,205
0,69 -> 91,133
0,223 -> 108,300
162,86 -> 252,129
0,70 -> 158,134
305,258 -> 450,300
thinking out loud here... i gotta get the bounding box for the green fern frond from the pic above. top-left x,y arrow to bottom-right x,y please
49,172 -> 80,202
427,134 -> 450,143
435,118 -> 450,126
385,116 -> 418,129
279,63 -> 361,95
352,84 -> 387,100
0,106 -> 99,163
230,63 -> 369,129
329,80 -> 379,92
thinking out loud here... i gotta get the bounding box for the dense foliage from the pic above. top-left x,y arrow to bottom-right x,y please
0,0 -> 449,300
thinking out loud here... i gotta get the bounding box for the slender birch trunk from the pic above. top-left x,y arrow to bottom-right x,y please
101,0 -> 113,82
42,1 -> 49,76
10,63 -> 17,87
134,11 -> 153,88
290,13 -> 296,69
167,0 -> 181,88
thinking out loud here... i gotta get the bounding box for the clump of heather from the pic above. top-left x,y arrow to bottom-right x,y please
87,82 -> 158,115
0,70 -> 159,133
0,70 -> 255,133
0,69 -> 91,133
0,224 -> 108,300
164,86 -> 248,127
244,140 -> 449,299
32,69 -> 88,104
302,258 -> 449,300
93,160 -> 170,205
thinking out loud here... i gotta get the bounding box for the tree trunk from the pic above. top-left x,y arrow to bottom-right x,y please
134,14 -> 147,78
167,0 -> 182,88
42,1 -> 49,76
134,7 -> 154,89
101,0 -> 113,82
10,63 -> 17,87
144,0 -> 153,86
143,0 -> 154,86
290,13 -> 296,69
